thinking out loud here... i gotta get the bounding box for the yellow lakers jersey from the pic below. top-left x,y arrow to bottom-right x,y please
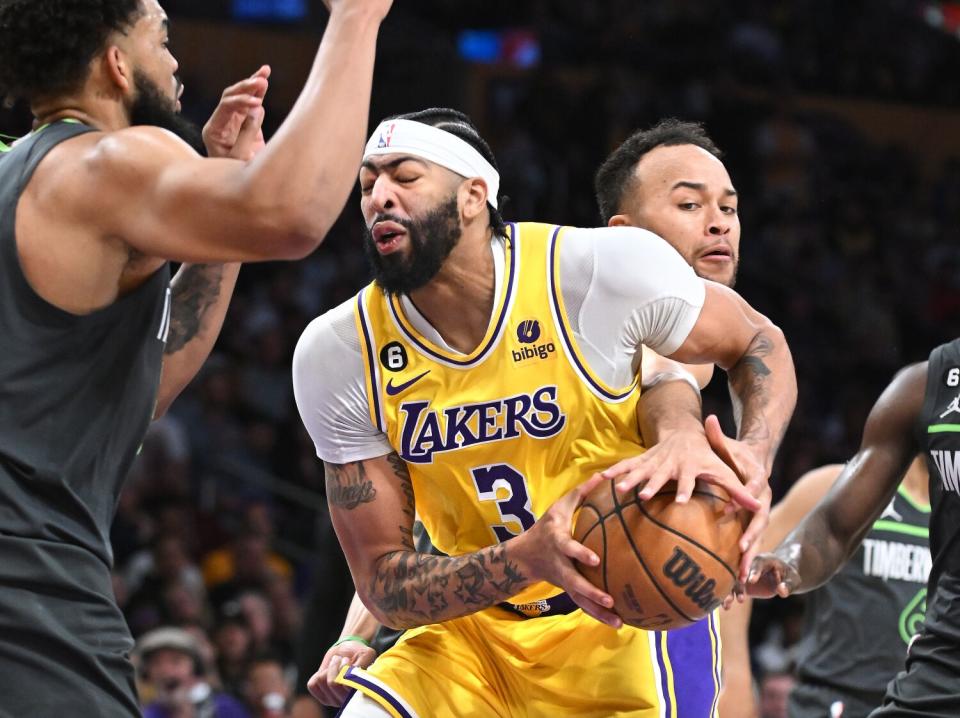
354,222 -> 646,603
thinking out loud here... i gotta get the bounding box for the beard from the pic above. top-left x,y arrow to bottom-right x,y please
129,71 -> 203,153
363,196 -> 463,296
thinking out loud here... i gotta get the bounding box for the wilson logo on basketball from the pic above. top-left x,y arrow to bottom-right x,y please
662,547 -> 723,612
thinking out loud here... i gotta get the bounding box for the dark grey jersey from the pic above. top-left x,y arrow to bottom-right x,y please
0,120 -> 171,716
921,337 -> 960,641
870,338 -> 960,718
790,490 -> 930,718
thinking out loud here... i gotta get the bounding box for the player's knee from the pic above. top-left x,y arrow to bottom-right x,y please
339,692 -> 394,718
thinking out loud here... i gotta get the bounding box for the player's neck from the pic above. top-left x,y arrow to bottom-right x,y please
408,226 -> 496,354
32,89 -> 129,133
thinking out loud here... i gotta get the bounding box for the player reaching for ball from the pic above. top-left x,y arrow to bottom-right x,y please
293,107 -> 797,717
0,0 -> 392,715
748,341 -> 960,718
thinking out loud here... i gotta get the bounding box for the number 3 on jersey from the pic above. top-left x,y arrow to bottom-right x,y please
472,464 -> 536,542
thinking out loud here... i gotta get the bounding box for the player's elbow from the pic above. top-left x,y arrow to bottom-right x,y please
242,206 -> 331,260
355,589 -> 408,631
230,178 -> 333,259
272,226 -> 328,260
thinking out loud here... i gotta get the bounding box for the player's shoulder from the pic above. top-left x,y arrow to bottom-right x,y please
294,295 -> 363,373
84,126 -> 199,178
561,223 -> 665,245
559,224 -> 690,266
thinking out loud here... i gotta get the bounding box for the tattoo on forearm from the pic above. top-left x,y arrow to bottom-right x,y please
165,265 -> 224,354
325,461 -> 377,509
729,332 -> 774,444
369,543 -> 526,626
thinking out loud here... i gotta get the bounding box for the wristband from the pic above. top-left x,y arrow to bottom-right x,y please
332,634 -> 371,649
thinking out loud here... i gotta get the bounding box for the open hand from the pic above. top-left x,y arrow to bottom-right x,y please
601,422 -> 762,513
202,66 -> 270,160
745,552 -> 801,599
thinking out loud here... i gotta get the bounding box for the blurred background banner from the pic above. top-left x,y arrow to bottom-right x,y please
3,2 -> 959,716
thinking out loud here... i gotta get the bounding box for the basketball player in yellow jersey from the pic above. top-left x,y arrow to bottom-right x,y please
293,108 -> 797,718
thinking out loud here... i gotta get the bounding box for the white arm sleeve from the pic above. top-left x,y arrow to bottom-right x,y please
558,226 -> 706,388
292,299 -> 393,465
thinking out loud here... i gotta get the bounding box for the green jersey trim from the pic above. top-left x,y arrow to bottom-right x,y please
928,424 -> 960,433
1,120 -> 84,153
897,485 -> 932,513
871,520 -> 929,538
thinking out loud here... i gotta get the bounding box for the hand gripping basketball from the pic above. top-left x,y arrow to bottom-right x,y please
514,474 -> 623,629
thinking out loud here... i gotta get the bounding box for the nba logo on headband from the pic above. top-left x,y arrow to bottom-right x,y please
376,123 -> 396,149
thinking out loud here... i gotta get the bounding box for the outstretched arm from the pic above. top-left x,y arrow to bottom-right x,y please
76,1 -> 393,263
749,362 -> 927,597
153,70 -> 267,417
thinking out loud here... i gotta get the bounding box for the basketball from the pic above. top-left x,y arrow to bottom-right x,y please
573,479 -> 746,631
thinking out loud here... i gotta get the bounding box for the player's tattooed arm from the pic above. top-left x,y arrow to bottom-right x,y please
368,542 -> 526,627
727,331 -> 777,448
153,263 -> 241,418
326,460 -> 377,509
165,264 -> 228,353
670,283 -> 797,483
325,452 -> 532,630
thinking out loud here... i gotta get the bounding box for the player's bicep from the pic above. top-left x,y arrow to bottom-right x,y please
87,128 -> 307,263
668,283 -> 775,371
324,453 -> 416,593
820,363 -> 926,544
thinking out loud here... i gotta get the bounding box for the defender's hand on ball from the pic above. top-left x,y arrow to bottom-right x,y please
600,415 -> 762,513
515,473 -> 623,629
702,415 -> 773,582
745,552 -> 801,599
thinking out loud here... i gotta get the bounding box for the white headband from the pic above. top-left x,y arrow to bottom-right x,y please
363,119 -> 500,209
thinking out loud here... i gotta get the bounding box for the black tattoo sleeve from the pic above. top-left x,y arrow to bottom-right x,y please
165,264 -> 225,354
369,543 -> 527,628
727,332 -> 775,444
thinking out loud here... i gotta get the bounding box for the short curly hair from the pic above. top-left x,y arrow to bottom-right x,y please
0,0 -> 144,102
595,119 -> 723,224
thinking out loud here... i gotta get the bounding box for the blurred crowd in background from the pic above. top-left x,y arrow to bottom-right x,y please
3,1 -> 960,716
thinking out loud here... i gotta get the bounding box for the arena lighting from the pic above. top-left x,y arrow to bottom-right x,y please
232,0 -> 307,22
